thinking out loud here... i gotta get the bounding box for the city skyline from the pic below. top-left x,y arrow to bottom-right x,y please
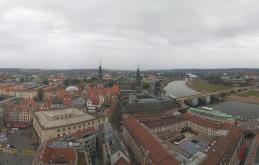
1,0 -> 259,69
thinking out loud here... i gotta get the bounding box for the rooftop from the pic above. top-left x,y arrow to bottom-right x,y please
188,107 -> 234,119
124,117 -> 179,165
102,123 -> 128,156
201,124 -> 243,165
144,114 -> 224,130
124,100 -> 178,113
33,144 -> 77,165
34,108 -> 94,129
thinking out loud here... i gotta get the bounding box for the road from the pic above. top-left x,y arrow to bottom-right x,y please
0,128 -> 38,165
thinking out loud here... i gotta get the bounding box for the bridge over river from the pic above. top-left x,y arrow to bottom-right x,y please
169,86 -> 254,106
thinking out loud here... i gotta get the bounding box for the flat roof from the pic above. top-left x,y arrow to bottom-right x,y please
178,134 -> 213,159
34,108 -> 94,129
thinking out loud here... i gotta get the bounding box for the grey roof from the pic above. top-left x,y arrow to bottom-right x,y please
178,134 -> 213,159
102,123 -> 128,156
51,140 -> 68,148
72,97 -> 86,108
124,100 -> 178,113
178,141 -> 200,158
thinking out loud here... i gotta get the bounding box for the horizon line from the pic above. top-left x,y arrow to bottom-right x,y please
0,67 -> 259,72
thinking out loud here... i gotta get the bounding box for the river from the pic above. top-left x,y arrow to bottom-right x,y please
164,80 -> 259,118
163,80 -> 200,97
212,101 -> 259,118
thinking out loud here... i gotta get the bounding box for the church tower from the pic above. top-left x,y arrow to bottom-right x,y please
98,60 -> 103,80
135,66 -> 142,93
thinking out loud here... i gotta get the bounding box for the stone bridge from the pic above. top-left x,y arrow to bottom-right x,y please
170,86 -> 253,106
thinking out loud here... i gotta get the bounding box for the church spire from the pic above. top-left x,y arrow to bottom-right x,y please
98,59 -> 103,79
136,65 -> 142,93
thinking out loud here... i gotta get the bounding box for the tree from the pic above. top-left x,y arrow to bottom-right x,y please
33,97 -> 38,102
64,78 -> 81,86
20,77 -> 26,83
43,79 -> 49,85
142,82 -> 151,90
37,88 -> 44,101
71,79 -> 80,85
64,79 -> 70,86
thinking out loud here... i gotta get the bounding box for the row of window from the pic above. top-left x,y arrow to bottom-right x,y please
57,119 -> 106,133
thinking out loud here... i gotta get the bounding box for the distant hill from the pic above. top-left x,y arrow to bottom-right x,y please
0,68 -> 259,75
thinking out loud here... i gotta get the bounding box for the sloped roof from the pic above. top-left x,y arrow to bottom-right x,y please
124,118 -> 179,165
124,100 -> 177,113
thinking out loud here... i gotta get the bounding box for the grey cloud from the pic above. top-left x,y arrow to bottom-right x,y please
0,0 -> 259,69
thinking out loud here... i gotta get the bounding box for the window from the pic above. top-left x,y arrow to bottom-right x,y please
57,129 -> 60,132
63,128 -> 66,131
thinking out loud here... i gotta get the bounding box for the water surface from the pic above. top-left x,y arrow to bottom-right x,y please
212,101 -> 259,118
164,80 -> 200,97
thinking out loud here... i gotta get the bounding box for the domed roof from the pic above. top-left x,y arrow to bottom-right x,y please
66,86 -> 79,92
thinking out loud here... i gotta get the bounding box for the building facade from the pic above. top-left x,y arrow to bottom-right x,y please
33,108 -> 108,142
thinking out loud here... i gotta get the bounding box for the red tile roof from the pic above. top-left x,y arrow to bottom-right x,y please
34,144 -> 77,165
201,124 -> 243,165
142,114 -> 243,165
70,127 -> 96,139
124,117 -> 179,165
87,85 -> 120,105
183,113 -> 224,129
115,157 -> 130,165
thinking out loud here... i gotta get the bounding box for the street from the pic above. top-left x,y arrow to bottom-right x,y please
0,128 -> 38,165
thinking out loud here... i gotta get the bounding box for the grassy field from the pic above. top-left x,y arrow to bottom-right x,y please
188,79 -> 232,92
241,90 -> 259,97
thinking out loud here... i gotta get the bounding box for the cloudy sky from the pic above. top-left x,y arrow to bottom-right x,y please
0,0 -> 259,70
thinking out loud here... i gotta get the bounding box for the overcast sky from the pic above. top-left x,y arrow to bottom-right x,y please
0,0 -> 259,70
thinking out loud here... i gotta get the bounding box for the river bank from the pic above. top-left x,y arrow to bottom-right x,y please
186,79 -> 259,105
186,80 -> 203,92
186,79 -> 232,93
225,95 -> 259,105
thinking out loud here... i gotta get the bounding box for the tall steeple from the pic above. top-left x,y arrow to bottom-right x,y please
98,59 -> 103,80
136,65 -> 142,93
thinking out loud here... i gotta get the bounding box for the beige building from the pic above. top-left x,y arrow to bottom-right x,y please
33,108 -> 108,142
0,88 -> 37,99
